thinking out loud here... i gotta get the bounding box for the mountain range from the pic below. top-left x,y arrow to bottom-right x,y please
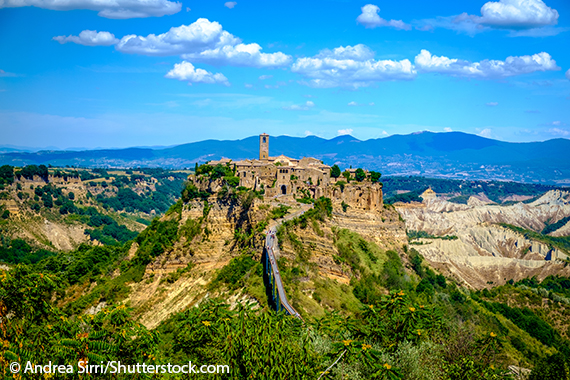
1,131 -> 569,185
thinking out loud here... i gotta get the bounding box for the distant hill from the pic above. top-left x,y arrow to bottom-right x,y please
1,132 -> 569,185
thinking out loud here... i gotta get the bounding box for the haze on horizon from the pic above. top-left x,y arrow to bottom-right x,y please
1,0 -> 569,150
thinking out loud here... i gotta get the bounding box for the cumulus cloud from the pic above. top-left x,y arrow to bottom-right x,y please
224,1 -> 236,9
486,102 -> 499,106
291,44 -> 416,88
566,69 -> 570,81
116,19 -> 238,56
338,129 -> 354,136
478,0 -> 558,29
415,49 -> 559,79
357,4 -> 411,30
444,127 -> 453,132
182,43 -> 292,68
165,61 -> 229,86
0,0 -> 181,18
53,30 -> 119,46
283,101 -> 315,111
114,18 -> 291,68
417,0 -> 561,36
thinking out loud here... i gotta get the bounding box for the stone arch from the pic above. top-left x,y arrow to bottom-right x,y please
281,185 -> 287,195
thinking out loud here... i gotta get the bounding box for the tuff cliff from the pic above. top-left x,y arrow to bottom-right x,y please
121,188 -> 405,329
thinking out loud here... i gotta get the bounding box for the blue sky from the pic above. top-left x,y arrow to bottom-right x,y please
1,0 -> 569,149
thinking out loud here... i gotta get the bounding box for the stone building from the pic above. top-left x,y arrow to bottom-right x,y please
205,134 -> 383,211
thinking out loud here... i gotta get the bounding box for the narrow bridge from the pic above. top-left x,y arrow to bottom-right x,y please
263,205 -> 310,320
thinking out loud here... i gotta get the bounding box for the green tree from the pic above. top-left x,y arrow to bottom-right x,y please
355,168 -> 366,182
41,192 -> 53,208
0,165 -> 14,185
370,171 -> 382,183
330,164 -> 341,179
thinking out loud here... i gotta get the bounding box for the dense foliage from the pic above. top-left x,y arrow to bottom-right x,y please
0,165 -> 14,186
384,191 -> 424,204
542,216 -> 570,235
0,265 -> 159,380
16,164 -> 49,182
0,235 -> 56,264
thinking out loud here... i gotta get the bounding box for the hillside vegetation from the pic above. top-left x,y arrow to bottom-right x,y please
2,168 -> 570,379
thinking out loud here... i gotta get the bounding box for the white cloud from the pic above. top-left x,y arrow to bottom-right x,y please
53,30 -> 119,46
566,69 -> 570,81
165,61 -> 229,86
478,128 -> 493,138
486,102 -> 499,106
283,101 -> 315,111
444,127 -> 453,132
116,19 -> 239,56
348,101 -> 358,106
291,44 -> 416,88
244,83 -> 253,88
114,18 -> 291,68
315,44 -> 376,61
259,75 -> 273,80
224,1 -> 236,9
416,0 -> 561,36
357,4 -> 411,30
182,43 -> 292,68
0,0 -> 181,18
415,49 -> 559,79
338,129 -> 354,136
0,69 -> 16,77
478,0 -> 558,29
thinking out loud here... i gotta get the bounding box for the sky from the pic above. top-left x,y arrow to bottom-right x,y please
0,0 -> 569,149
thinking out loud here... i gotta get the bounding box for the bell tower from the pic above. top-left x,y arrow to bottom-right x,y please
259,133 -> 269,161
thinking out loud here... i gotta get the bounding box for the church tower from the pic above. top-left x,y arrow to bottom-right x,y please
259,133 -> 269,161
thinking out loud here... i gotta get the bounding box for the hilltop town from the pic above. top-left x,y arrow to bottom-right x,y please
191,133 -> 384,211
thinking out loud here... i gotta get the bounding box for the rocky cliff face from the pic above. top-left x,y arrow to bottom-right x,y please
124,193 -> 406,328
397,190 -> 570,289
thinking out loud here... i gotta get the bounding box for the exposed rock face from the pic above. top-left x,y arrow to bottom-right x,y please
127,192 -> 405,328
397,190 -> 570,289
128,196 -> 272,329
